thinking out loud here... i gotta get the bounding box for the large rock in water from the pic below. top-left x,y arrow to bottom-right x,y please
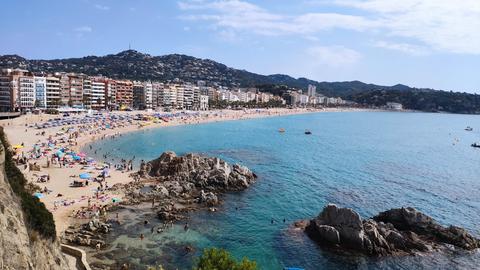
138,151 -> 257,192
304,204 -> 480,256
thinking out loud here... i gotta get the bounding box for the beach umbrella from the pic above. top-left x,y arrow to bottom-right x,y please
79,172 -> 91,179
73,155 -> 81,161
78,152 -> 87,157
33,193 -> 44,199
13,144 -> 24,149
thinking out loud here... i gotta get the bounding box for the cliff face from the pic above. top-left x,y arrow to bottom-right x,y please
0,143 -> 70,269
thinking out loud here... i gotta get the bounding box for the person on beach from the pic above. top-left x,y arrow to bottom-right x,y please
140,233 -> 144,240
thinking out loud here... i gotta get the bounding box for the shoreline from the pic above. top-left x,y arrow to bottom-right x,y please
0,107 -> 372,234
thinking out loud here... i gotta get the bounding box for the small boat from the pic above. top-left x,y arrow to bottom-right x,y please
465,126 -> 473,131
472,143 -> 480,148
304,130 -> 312,135
279,128 -> 285,133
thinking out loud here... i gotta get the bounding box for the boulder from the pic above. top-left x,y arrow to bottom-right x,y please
198,190 -> 219,206
308,204 -> 366,250
136,151 -> 257,193
303,204 -> 480,257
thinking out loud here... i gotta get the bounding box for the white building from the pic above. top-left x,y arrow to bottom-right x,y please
200,95 -> 209,111
91,78 -> 106,110
18,76 -> 35,110
299,94 -> 309,105
386,102 -> 403,110
34,76 -> 47,109
46,76 -> 60,109
307,84 -> 316,97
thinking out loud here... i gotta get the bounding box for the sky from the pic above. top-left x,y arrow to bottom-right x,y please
1,0 -> 480,93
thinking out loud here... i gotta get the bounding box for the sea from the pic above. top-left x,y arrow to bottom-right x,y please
85,111 -> 480,270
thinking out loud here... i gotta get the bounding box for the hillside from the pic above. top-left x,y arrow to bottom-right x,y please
0,50 -> 417,95
0,130 -> 69,269
1,50 -> 479,114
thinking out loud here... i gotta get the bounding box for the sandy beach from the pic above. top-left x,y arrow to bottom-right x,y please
0,107 -> 363,234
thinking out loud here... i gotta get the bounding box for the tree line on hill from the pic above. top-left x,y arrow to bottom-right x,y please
1,50 -> 478,114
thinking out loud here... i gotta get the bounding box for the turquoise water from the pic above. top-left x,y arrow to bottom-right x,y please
87,112 -> 480,269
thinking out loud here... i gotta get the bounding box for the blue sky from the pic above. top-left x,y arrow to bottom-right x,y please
1,0 -> 479,93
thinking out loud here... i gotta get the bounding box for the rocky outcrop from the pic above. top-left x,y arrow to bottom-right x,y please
0,140 -> 70,269
134,151 -> 257,222
303,204 -> 480,256
139,151 -> 256,191
63,220 -> 110,249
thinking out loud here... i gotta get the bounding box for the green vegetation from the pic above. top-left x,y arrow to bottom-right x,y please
193,248 -> 258,270
0,128 -> 56,239
349,89 -> 480,114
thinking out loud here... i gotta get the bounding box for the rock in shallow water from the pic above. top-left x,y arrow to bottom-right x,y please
138,151 -> 257,192
303,204 -> 480,256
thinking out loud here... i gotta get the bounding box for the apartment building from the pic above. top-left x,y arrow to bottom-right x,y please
46,76 -> 61,109
68,74 -> 84,106
82,77 -> 91,108
34,76 -> 47,109
0,69 -> 14,112
116,80 -> 133,109
90,77 -> 106,110
200,95 -> 209,111
174,84 -> 184,110
183,83 -> 200,110
152,82 -> 164,109
105,79 -> 117,110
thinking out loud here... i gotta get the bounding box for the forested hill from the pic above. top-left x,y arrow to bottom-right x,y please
0,50 -> 478,114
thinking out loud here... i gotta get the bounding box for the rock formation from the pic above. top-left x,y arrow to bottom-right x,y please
64,219 -> 110,248
134,151 -> 257,221
302,204 -> 480,256
138,151 -> 256,191
0,140 -> 69,269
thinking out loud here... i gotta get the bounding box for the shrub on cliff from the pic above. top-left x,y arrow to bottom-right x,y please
193,248 -> 257,270
0,128 -> 56,239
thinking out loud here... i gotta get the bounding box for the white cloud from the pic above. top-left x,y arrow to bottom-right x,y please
74,26 -> 92,33
178,0 -> 480,54
335,0 -> 480,54
178,0 -> 373,36
374,41 -> 429,56
307,45 -> 362,67
94,4 -> 110,11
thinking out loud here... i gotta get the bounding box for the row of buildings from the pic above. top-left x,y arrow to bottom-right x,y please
0,69 -> 213,112
282,85 -> 348,106
0,69 -> 348,112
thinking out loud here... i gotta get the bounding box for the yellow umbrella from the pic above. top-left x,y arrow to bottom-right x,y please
13,145 -> 24,149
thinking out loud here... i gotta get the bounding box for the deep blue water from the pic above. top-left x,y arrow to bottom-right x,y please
86,112 -> 480,269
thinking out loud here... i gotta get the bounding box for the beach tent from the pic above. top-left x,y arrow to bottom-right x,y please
79,173 -> 91,179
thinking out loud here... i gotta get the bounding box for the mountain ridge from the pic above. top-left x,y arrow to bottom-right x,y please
0,50 -> 425,96
1,50 -> 479,114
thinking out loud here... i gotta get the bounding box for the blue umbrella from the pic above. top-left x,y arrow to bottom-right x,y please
79,173 -> 91,179
34,193 -> 44,199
